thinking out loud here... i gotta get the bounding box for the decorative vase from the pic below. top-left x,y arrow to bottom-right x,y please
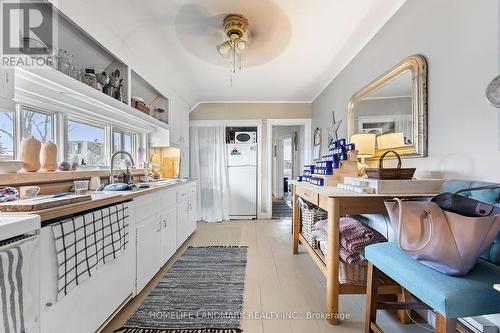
39,141 -> 58,172
19,137 -> 41,172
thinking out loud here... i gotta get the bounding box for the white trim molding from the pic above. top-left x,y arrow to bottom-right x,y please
266,118 -> 312,219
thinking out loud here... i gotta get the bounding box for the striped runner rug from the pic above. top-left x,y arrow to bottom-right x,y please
117,246 -> 247,333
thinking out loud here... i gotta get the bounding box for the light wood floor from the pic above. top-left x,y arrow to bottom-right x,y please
102,220 -> 427,333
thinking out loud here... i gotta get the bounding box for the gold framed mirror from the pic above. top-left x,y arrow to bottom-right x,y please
347,55 -> 428,159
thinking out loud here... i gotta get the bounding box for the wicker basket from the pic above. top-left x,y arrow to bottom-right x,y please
365,150 -> 416,180
339,261 -> 368,285
300,201 -> 327,246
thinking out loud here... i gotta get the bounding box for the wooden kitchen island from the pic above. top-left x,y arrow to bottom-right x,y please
291,180 -> 435,325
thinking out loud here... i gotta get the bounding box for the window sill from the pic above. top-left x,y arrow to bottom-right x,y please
0,169 -> 146,186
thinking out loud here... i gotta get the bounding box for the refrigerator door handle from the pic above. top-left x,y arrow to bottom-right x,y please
228,165 -> 256,168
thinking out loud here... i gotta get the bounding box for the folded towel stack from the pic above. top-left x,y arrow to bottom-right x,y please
311,217 -> 386,264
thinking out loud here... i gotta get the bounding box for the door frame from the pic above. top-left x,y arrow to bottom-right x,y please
275,133 -> 293,199
266,118 -> 311,219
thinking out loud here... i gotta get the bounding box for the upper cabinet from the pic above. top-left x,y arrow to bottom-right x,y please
169,98 -> 190,148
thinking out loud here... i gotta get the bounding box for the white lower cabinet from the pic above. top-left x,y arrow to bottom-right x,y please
136,214 -> 162,291
38,182 -> 197,333
177,184 -> 197,248
160,203 -> 177,266
40,202 -> 136,333
135,182 -> 197,293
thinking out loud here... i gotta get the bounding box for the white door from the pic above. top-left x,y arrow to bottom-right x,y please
228,165 -> 257,218
136,215 -> 161,291
160,204 -> 177,266
227,143 -> 257,166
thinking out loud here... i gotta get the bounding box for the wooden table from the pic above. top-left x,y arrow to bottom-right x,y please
291,181 -> 435,325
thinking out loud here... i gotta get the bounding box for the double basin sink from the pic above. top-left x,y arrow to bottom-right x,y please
91,178 -> 190,200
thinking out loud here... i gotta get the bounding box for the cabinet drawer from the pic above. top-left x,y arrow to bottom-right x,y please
297,187 -> 319,206
178,187 -> 189,202
160,188 -> 177,206
135,193 -> 163,222
188,185 -> 196,196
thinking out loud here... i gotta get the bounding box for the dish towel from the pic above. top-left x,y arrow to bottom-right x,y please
52,203 -> 129,299
0,235 -> 39,333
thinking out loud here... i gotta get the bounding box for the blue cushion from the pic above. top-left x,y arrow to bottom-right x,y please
441,180 -> 500,265
365,242 -> 500,318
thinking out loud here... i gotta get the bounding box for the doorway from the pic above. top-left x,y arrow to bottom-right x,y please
271,125 -> 305,220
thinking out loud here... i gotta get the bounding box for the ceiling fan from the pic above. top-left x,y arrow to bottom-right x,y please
216,14 -> 249,76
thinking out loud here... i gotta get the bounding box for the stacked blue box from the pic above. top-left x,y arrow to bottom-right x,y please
309,177 -> 324,186
300,138 -> 354,186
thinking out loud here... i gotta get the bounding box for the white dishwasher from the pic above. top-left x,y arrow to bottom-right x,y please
0,214 -> 41,333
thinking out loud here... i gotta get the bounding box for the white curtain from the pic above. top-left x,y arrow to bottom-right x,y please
190,126 -> 231,222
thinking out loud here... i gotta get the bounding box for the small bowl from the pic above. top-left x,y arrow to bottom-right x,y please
0,160 -> 24,173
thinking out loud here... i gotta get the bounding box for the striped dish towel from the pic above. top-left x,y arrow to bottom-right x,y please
52,203 -> 129,299
0,235 -> 39,333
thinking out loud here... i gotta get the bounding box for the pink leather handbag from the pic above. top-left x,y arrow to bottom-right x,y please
385,198 -> 500,276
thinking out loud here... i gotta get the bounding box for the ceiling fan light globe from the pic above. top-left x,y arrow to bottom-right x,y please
234,38 -> 247,51
217,41 -> 232,56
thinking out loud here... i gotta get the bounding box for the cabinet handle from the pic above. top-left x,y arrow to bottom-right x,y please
163,218 -> 167,228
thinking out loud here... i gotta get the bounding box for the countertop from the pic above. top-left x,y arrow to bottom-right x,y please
290,180 -> 438,198
1,179 -> 196,222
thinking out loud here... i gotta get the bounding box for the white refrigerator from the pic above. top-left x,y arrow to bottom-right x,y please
227,143 -> 257,219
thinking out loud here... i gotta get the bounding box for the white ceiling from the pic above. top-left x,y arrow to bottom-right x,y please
74,0 -> 407,106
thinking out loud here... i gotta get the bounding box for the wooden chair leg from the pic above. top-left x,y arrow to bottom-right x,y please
397,287 -> 412,324
435,313 -> 457,333
365,262 -> 380,333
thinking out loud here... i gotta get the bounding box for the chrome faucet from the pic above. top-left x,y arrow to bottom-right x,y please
109,151 -> 136,184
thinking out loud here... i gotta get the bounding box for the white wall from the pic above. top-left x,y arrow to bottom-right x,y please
312,0 -> 500,182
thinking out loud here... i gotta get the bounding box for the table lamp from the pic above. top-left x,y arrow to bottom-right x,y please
350,133 -> 376,171
377,132 -> 405,149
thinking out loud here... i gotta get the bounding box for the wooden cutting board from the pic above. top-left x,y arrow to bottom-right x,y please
0,195 -> 92,212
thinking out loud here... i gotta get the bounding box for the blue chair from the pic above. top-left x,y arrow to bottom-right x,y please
364,180 -> 500,333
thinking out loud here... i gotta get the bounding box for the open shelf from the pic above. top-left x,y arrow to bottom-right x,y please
16,66 -> 169,133
298,233 -> 401,294
130,70 -> 170,126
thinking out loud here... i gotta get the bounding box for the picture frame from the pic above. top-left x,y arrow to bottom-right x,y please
313,127 -> 321,160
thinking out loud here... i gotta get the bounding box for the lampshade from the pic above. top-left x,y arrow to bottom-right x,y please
377,132 -> 405,149
350,133 -> 376,157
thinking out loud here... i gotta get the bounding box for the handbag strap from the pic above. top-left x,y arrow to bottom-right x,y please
396,198 -> 434,253
454,184 -> 500,194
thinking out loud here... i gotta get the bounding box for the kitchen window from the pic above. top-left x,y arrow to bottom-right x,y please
113,131 -> 122,153
22,108 -> 55,143
112,129 -> 136,162
67,119 -> 106,167
0,111 -> 15,160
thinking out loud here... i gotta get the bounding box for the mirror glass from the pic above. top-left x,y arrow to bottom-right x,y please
353,70 -> 413,149
348,55 -> 428,158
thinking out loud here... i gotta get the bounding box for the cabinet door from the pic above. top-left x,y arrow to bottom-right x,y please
188,190 -> 197,235
136,215 -> 162,291
169,100 -> 182,146
177,199 -> 189,248
160,204 -> 177,266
